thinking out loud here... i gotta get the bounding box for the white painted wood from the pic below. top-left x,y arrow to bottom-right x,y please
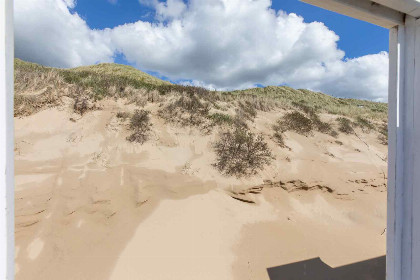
302,0 -> 405,28
375,0 -> 420,17
410,16 -> 420,280
386,26 -> 399,280
387,16 -> 420,280
0,0 -> 14,279
303,0 -> 420,19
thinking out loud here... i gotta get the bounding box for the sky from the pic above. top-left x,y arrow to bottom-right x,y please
14,0 -> 390,101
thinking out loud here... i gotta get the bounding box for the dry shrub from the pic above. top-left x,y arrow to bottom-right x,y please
273,131 -> 287,148
127,110 -> 152,144
337,117 -> 354,134
213,127 -> 273,177
74,95 -> 95,115
293,102 -> 336,136
378,122 -> 388,145
208,113 -> 234,126
116,111 -> 131,120
126,89 -> 162,107
277,111 -> 313,135
147,90 -> 162,103
14,87 -> 60,116
15,68 -> 65,94
159,93 -> 210,127
236,100 -> 257,121
355,116 -> 375,133
238,96 -> 275,112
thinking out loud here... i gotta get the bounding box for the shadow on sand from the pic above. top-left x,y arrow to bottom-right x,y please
267,255 -> 385,280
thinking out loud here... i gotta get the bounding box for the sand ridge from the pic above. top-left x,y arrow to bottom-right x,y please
15,99 -> 387,280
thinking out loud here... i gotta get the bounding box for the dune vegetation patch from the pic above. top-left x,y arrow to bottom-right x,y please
213,127 -> 273,177
378,122 -> 388,145
14,59 -> 389,154
336,117 -> 355,134
354,116 -> 375,133
277,111 -> 314,136
127,110 -> 152,144
14,59 -> 387,120
208,113 -> 235,127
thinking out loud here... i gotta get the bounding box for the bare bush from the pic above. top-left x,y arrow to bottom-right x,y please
273,131 -> 287,148
159,93 -> 210,127
116,111 -> 131,120
378,122 -> 388,145
355,116 -> 375,133
277,111 -> 313,135
292,102 -> 336,136
213,128 -> 273,177
236,100 -> 257,121
127,110 -> 152,144
208,113 -> 234,126
337,117 -> 354,134
14,87 -> 60,117
74,95 -> 95,115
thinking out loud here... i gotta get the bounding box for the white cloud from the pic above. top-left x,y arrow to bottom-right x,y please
14,0 -> 114,68
14,0 -> 389,101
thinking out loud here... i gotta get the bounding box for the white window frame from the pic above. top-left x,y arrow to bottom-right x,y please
1,0 -> 419,279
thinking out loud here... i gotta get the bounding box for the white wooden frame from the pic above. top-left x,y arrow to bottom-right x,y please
1,0 -> 419,279
0,0 -> 14,279
388,15 -> 420,280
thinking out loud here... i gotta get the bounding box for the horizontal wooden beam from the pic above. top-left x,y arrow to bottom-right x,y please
301,0 -> 405,28
374,0 -> 420,18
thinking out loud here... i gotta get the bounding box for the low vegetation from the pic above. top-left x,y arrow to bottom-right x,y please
14,59 -> 389,175
208,113 -> 234,126
378,122 -> 388,145
354,116 -> 375,132
159,93 -> 211,127
276,111 -> 313,136
213,127 -> 273,177
116,111 -> 131,120
336,117 -> 354,134
127,110 -> 152,144
14,59 -> 387,121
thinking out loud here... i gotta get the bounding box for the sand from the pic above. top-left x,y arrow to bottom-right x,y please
15,99 -> 387,280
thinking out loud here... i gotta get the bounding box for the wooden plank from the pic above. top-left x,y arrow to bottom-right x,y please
374,0 -> 420,17
400,15 -> 416,280
411,17 -> 420,279
0,0 -> 14,279
387,16 -> 419,280
301,0 -> 405,28
387,26 -> 399,280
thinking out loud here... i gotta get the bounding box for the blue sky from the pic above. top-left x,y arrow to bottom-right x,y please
15,0 -> 389,101
73,0 -> 388,60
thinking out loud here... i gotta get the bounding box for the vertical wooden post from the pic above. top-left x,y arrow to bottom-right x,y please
387,15 -> 420,280
410,16 -> 420,280
0,0 -> 14,279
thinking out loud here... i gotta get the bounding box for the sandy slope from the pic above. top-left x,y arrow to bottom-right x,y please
14,99 -> 387,280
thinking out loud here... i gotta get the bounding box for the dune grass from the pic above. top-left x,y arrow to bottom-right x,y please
14,59 -> 387,122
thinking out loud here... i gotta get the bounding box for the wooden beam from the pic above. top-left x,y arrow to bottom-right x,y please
302,0 -> 405,28
374,0 -> 420,18
0,0 -> 14,279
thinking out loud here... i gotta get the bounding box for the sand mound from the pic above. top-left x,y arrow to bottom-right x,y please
15,94 -> 387,280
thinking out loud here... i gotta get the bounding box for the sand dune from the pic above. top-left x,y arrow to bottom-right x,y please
14,96 -> 387,279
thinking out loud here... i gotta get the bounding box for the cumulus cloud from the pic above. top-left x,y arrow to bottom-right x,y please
14,0 -> 114,68
14,0 -> 389,101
